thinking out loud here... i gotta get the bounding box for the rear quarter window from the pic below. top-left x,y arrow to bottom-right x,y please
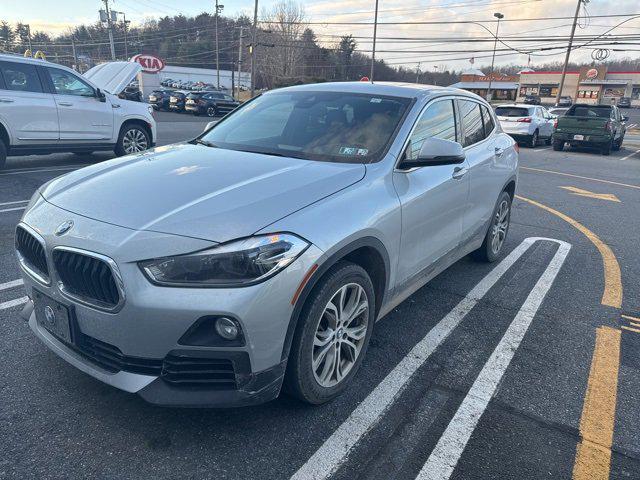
0,61 -> 43,93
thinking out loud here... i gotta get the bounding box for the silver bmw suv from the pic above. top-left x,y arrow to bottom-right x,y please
16,82 -> 518,407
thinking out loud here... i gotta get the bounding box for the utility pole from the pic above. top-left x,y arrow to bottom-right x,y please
370,0 -> 379,81
556,0 -> 586,106
250,0 -> 259,97
71,37 -> 78,71
26,24 -> 32,51
102,0 -> 116,60
122,13 -> 130,59
415,62 -> 421,83
215,0 -> 224,89
487,12 -> 504,102
237,26 -> 244,100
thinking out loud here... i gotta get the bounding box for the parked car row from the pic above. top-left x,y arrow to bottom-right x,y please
149,88 -> 240,117
495,101 -> 628,155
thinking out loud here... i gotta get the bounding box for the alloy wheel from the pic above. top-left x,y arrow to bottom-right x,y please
122,128 -> 148,154
491,199 -> 510,254
207,107 -> 217,117
312,283 -> 369,388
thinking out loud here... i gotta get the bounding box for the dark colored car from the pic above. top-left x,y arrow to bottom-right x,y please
556,96 -> 572,107
148,89 -> 175,110
168,91 -> 187,112
192,91 -> 240,117
523,94 -> 541,105
618,97 -> 631,108
553,104 -> 627,155
118,86 -> 142,102
183,91 -> 215,114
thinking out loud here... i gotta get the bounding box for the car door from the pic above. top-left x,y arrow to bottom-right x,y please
43,66 -> 114,142
539,107 -> 554,138
393,97 -> 470,286
459,99 -> 507,243
0,60 -> 58,145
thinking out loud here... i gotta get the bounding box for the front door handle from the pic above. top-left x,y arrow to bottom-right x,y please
495,146 -> 505,156
58,102 -> 73,106
452,166 -> 468,180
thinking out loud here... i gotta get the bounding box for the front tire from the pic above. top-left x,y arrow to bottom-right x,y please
115,124 -> 151,156
552,139 -> 564,151
473,191 -> 512,263
0,139 -> 7,170
206,106 -> 217,118
529,130 -> 539,148
284,262 -> 375,404
601,140 -> 612,156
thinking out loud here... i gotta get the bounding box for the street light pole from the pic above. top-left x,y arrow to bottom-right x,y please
487,12 -> 504,102
237,26 -> 244,100
122,13 -> 130,59
215,0 -> 224,90
250,0 -> 258,97
556,0 -> 586,106
370,0 -> 379,81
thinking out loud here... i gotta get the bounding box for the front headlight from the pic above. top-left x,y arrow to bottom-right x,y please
139,233 -> 309,287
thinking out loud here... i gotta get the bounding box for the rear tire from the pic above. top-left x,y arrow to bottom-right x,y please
206,106 -> 217,118
601,140 -> 612,156
529,130 -> 538,148
473,191 -> 512,263
0,139 -> 6,170
612,136 -> 623,151
284,261 -> 376,405
552,139 -> 564,151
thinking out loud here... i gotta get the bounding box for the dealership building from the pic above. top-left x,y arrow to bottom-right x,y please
450,66 -> 640,106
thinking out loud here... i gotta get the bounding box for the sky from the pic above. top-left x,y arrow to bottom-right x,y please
2,0 -> 640,70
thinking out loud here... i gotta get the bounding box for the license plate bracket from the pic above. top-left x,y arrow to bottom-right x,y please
573,134 -> 585,141
33,289 -> 73,344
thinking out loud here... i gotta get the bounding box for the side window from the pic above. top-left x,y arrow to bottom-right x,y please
0,61 -> 43,93
224,95 -> 234,101
46,67 -> 94,97
481,105 -> 495,136
459,100 -> 485,147
404,100 -> 457,161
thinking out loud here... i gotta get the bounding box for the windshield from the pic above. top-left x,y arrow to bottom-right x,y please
495,107 -> 531,117
200,91 -> 412,163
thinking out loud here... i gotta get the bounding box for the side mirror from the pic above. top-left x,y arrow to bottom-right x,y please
204,121 -> 217,132
399,137 -> 465,170
622,115 -> 629,122
96,88 -> 106,102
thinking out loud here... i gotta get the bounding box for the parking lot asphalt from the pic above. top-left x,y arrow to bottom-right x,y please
2,112 -> 640,479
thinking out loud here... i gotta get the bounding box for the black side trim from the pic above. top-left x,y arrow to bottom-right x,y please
280,236 -> 390,362
8,143 -> 116,156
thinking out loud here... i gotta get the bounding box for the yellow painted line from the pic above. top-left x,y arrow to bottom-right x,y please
573,326 -> 621,480
621,325 -> 640,334
621,314 -> 640,322
515,195 -> 622,308
559,186 -> 620,203
520,166 -> 640,191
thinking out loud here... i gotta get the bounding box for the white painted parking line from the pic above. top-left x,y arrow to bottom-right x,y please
533,147 -> 551,152
415,239 -> 570,480
0,279 -> 23,291
0,164 -> 86,176
620,148 -> 640,161
0,206 -> 26,214
0,296 -> 28,311
627,123 -> 637,130
290,237 -> 560,480
0,200 -> 28,207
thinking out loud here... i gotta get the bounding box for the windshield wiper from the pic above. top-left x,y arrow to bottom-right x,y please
193,138 -> 219,148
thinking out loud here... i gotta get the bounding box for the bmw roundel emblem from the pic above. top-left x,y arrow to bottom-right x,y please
55,220 -> 74,236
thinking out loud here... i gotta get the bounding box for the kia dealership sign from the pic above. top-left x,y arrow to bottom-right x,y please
131,54 -> 165,73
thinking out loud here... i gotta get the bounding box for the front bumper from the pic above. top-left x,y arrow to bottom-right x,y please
18,200 -> 322,407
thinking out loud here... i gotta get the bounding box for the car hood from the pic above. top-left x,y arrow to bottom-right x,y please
83,61 -> 142,94
40,144 -> 366,243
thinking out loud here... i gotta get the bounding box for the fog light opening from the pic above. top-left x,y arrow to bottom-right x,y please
215,317 -> 240,341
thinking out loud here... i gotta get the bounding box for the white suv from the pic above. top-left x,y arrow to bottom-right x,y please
0,54 -> 156,169
495,104 -> 555,148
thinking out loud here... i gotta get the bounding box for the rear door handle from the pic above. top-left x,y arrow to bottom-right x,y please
58,102 -> 73,106
495,146 -> 505,156
452,166 -> 468,180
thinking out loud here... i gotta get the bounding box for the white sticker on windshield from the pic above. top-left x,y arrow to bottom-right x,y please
356,148 -> 369,156
370,98 -> 382,103
339,146 -> 357,155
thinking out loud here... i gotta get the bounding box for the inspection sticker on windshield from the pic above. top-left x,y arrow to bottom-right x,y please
339,146 -> 368,156
370,98 -> 382,103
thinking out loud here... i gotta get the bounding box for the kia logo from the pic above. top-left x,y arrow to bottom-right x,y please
131,54 -> 165,73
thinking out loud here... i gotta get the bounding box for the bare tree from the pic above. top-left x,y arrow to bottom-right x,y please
259,1 -> 307,88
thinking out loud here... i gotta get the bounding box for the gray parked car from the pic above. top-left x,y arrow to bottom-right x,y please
16,82 -> 518,407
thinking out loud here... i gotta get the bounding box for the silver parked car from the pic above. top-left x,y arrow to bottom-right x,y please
16,82 -> 518,407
